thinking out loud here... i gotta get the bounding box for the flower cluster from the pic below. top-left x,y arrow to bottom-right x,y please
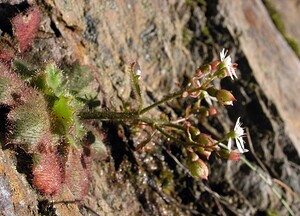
182,49 -> 248,179
122,48 -> 249,180
115,48 -> 249,180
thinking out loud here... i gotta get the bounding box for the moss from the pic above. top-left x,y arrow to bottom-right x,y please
160,168 -> 174,194
183,1 -> 213,47
182,27 -> 193,47
185,0 -> 206,7
266,209 -> 278,216
286,36 -> 300,57
263,0 -> 300,58
202,25 -> 211,38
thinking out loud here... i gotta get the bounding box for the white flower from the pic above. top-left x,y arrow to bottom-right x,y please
219,48 -> 238,80
203,91 -> 217,106
131,61 -> 142,79
219,48 -> 228,62
227,117 -> 248,153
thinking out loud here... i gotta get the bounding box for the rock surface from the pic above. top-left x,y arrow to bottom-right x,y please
271,0 -> 300,44
220,0 -> 300,155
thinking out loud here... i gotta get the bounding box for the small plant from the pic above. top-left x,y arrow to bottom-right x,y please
80,48 -> 248,180
0,6 -> 91,198
1,59 -> 92,196
79,50 -> 295,215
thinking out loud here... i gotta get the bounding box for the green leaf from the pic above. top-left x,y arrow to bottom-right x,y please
53,97 -> 74,123
128,62 -> 143,111
45,63 -> 63,96
52,97 -> 75,134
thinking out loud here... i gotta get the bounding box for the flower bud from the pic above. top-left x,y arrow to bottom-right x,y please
214,68 -> 227,78
217,149 -> 240,161
188,151 -> 199,162
131,61 -> 142,79
194,68 -> 202,77
216,61 -> 227,71
199,64 -> 212,75
187,158 -> 208,180
216,89 -> 236,106
194,146 -> 211,159
196,107 -> 209,117
210,60 -> 220,70
208,107 -> 217,116
182,91 -> 189,98
188,126 -> 200,140
195,133 -> 214,147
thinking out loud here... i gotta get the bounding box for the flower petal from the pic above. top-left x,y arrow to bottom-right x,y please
227,138 -> 232,152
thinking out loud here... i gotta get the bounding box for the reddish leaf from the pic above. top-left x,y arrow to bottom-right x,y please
64,148 -> 90,200
32,148 -> 62,195
12,6 -> 40,53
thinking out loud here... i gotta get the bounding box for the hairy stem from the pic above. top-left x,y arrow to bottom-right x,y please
79,111 -> 139,120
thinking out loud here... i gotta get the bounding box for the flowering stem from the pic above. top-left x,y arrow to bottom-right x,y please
157,122 -> 186,131
81,85 -> 209,120
139,86 -> 207,115
218,143 -> 295,216
139,90 -> 185,115
201,75 -> 216,89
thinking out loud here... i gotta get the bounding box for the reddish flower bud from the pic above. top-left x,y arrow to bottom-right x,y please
228,151 -> 240,160
194,68 -> 202,77
210,60 -> 220,70
182,91 -> 189,98
216,89 -> 236,106
208,107 -> 217,116
217,149 -> 240,161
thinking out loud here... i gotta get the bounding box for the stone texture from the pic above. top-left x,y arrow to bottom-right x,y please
271,0 -> 300,43
0,150 -> 38,216
219,0 -> 300,155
